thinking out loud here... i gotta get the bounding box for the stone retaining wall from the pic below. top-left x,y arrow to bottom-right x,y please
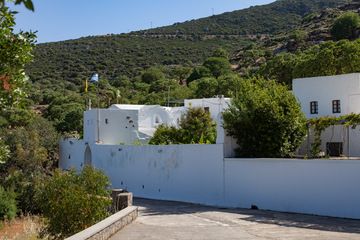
66,206 -> 138,240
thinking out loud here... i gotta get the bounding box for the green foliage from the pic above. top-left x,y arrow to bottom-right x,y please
45,94 -> 85,134
37,166 -> 111,239
142,0 -> 345,35
223,78 -> 307,157
203,57 -> 232,78
261,40 -> 360,86
179,107 -> 217,144
0,186 -> 17,221
141,67 -> 166,84
0,115 -> 59,213
211,48 -> 229,59
260,53 -> 297,86
150,107 -> 216,145
190,77 -> 218,98
0,6 -> 36,110
331,12 -> 360,40
0,0 -> 34,11
149,125 -> 182,145
25,0 -> 345,103
190,73 -> 242,98
0,138 -> 9,165
187,66 -> 212,84
308,113 -> 360,157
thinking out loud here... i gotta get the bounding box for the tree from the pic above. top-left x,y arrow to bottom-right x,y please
217,73 -> 242,97
141,67 -> 165,84
259,53 -> 296,86
0,115 -> 59,213
179,107 -> 217,144
190,77 -> 218,98
186,66 -> 212,84
0,186 -> 17,221
148,125 -> 182,145
259,40 -> 360,87
223,78 -> 306,157
331,12 -> 360,41
211,47 -> 229,59
0,6 -> 36,110
150,107 -> 217,145
37,167 -> 111,239
0,0 -> 34,11
203,57 -> 232,78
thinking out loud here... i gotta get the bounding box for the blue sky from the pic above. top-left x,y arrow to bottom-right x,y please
11,0 -> 275,43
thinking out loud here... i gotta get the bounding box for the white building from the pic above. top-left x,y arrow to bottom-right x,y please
83,97 -> 230,146
293,73 -> 360,157
58,76 -> 360,220
293,73 -> 360,118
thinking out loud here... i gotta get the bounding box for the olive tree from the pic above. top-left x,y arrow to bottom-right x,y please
331,12 -> 360,40
223,78 -> 306,158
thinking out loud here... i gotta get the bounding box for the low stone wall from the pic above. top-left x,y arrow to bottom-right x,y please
65,206 -> 138,240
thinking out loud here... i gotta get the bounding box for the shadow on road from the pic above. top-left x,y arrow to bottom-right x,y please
134,198 -> 360,234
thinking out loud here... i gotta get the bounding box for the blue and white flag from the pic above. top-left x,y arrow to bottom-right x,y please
90,73 -> 99,83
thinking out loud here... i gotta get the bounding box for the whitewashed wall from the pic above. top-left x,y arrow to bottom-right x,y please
59,138 -> 86,170
60,143 -> 225,206
293,73 -> 360,118
224,158 -> 360,219
60,141 -> 360,219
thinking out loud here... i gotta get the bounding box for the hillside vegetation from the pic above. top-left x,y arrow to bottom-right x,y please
140,0 -> 349,35
27,0 -> 348,88
22,0 -> 360,136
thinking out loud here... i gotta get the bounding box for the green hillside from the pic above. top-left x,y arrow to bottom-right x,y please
140,0 -> 349,35
27,0 -> 348,88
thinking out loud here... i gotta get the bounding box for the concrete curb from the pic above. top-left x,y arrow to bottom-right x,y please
66,206 -> 138,240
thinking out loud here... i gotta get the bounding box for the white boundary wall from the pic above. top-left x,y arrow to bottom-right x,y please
60,141 -> 360,219
224,158 -> 360,219
60,142 -> 225,206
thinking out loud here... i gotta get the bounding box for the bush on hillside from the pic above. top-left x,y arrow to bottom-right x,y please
0,186 -> 17,221
37,166 -> 111,239
331,12 -> 360,40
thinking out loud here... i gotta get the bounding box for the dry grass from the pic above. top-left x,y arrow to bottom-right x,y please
0,216 -> 46,240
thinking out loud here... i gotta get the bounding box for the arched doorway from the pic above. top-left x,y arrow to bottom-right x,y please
84,145 -> 92,166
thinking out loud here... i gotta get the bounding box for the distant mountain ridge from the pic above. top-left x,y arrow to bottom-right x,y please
134,0 -> 349,35
27,0 -> 350,90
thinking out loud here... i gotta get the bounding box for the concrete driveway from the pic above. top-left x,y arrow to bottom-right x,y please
111,198 -> 360,240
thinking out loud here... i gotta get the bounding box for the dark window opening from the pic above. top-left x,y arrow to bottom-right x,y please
204,107 -> 210,113
105,118 -> 109,124
326,142 -> 343,157
332,100 -> 341,113
310,101 -> 318,114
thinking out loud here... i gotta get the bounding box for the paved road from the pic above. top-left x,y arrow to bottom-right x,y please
111,198 -> 360,240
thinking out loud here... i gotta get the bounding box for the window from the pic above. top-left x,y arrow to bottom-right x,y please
332,100 -> 341,113
310,101 -> 318,114
204,107 -> 210,113
105,118 -> 109,124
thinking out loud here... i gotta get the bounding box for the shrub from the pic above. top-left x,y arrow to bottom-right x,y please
331,12 -> 360,40
149,125 -> 182,145
0,186 -> 17,221
37,166 -> 111,239
223,78 -> 307,157
0,115 -> 59,214
150,107 -> 216,145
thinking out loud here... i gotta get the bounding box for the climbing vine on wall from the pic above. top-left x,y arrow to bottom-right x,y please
307,113 -> 360,157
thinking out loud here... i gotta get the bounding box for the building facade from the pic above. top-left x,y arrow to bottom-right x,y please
293,73 -> 360,157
